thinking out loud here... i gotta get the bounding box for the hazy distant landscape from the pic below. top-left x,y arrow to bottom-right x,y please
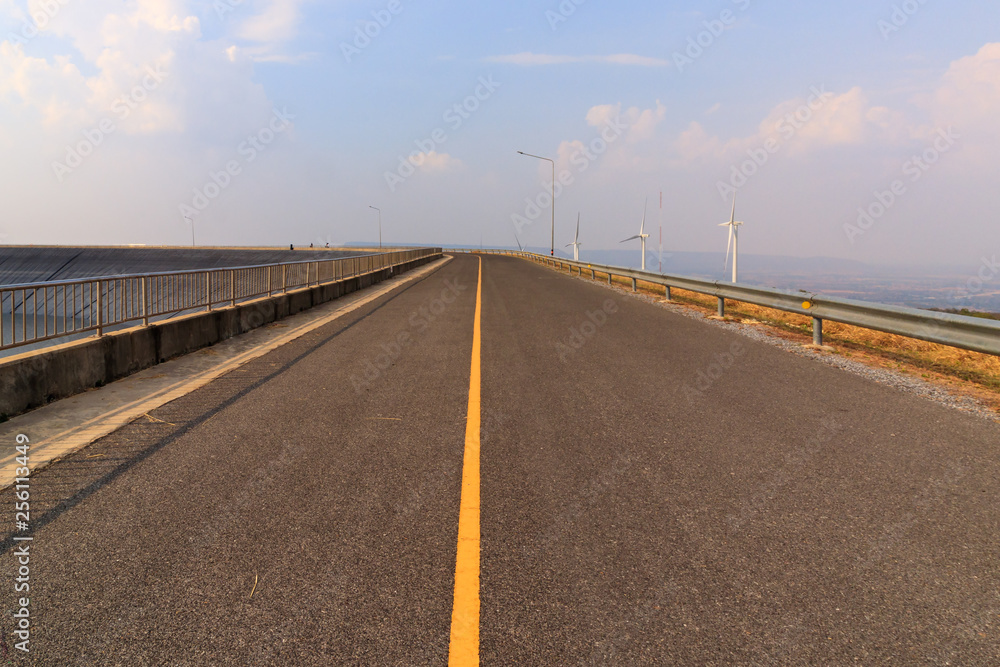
496,246 -> 1000,314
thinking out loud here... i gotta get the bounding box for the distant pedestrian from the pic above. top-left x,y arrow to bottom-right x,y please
290,244 -> 294,250
310,243 -> 314,248
325,242 -> 330,248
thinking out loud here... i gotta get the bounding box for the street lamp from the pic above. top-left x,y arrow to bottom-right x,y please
184,213 -> 195,247
369,206 -> 382,250
517,151 -> 555,256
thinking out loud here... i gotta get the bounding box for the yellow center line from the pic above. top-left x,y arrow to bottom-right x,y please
448,256 -> 482,666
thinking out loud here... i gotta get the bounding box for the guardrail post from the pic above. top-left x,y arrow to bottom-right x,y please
813,317 -> 823,346
631,277 -> 637,292
608,273 -> 612,285
717,297 -> 725,318
664,285 -> 672,301
141,276 -> 149,326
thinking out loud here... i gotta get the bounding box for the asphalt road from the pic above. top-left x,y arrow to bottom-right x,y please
2,253 -> 999,665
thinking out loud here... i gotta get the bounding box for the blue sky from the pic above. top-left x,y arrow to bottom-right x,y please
1,0 -> 998,269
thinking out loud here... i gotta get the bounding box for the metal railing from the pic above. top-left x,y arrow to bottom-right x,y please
0,248 -> 441,352
469,249 -> 1000,356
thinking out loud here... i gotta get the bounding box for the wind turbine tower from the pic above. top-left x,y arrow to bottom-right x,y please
566,213 -> 582,262
719,195 -> 744,283
620,199 -> 650,271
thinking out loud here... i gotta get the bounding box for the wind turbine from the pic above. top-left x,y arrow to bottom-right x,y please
565,213 -> 582,261
184,212 -> 195,246
514,233 -> 525,252
719,195 -> 744,283
620,198 -> 650,271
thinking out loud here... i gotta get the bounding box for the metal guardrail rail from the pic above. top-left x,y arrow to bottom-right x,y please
0,248 -> 441,352
468,249 -> 1000,356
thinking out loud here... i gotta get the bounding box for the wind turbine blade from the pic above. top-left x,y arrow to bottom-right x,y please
620,235 -> 640,243
640,198 -> 647,236
575,213 -> 580,244
730,194 -> 737,224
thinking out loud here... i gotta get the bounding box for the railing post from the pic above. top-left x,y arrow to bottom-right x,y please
717,297 -> 725,318
206,271 -> 212,311
282,265 -> 287,293
141,276 -> 149,326
230,269 -> 236,307
813,317 -> 824,346
96,281 -> 103,337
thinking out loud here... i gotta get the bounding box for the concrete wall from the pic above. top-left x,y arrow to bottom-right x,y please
0,255 -> 439,420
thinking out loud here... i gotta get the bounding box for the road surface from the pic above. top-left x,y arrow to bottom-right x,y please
1,253 -> 998,664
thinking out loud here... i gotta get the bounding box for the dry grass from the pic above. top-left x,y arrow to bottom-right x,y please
575,266 -> 1000,412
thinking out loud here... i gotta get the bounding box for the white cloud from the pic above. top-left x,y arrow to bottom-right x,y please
236,0 -> 304,43
233,0 -> 313,63
0,42 -> 88,125
673,87 -> 915,165
409,151 -> 462,171
0,0 -> 287,139
586,101 -> 667,142
486,52 -> 669,67
669,44 -> 1000,169
922,42 -> 1000,156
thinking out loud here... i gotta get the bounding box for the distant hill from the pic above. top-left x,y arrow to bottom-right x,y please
931,308 -> 1000,321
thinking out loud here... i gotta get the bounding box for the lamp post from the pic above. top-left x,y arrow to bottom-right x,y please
517,151 -> 555,256
369,206 -> 382,250
184,213 -> 195,246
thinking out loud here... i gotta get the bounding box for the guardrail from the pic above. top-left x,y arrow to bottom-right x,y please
468,249 -> 1000,357
0,248 -> 441,352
